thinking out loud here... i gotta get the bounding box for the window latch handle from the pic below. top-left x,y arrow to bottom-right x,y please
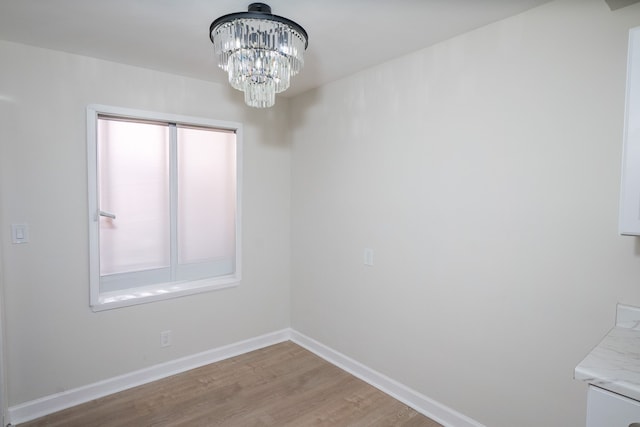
99,210 -> 116,220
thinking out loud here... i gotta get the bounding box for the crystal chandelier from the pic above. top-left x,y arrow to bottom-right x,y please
209,3 -> 309,108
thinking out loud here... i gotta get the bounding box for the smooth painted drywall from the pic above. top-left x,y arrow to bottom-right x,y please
0,41 -> 291,405
290,0 -> 640,425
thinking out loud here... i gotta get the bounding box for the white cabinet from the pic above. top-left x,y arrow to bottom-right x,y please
587,386 -> 640,427
619,27 -> 640,235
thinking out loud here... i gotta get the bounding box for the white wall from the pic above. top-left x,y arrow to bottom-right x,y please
0,41 -> 291,406
290,0 -> 640,426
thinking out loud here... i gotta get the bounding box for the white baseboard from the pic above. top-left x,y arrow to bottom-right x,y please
290,330 -> 485,427
9,328 -> 483,427
8,329 -> 290,425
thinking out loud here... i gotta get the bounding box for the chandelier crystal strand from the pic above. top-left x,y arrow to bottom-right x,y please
210,4 -> 308,108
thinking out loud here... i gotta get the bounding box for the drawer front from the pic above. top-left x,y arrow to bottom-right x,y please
587,386 -> 640,427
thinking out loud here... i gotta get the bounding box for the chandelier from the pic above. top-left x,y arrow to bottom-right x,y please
209,3 -> 308,108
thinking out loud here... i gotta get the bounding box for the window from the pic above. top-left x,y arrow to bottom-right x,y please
87,105 -> 242,311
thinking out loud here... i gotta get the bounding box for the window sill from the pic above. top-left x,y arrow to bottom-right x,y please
91,276 -> 239,312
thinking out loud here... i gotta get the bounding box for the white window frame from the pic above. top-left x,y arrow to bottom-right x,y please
87,104 -> 242,311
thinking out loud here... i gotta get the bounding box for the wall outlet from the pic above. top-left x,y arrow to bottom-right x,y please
160,330 -> 171,347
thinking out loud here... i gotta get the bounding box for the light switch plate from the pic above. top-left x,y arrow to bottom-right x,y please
364,248 -> 374,266
11,223 -> 29,244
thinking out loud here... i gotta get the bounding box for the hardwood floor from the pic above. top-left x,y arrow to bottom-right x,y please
18,341 -> 442,427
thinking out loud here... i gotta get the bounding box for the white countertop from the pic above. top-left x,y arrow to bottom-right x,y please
575,325 -> 640,401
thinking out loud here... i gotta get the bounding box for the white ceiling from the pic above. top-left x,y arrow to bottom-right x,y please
0,0 -> 553,97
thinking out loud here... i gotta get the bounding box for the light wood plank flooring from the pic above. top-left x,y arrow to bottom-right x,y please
19,341 -> 442,426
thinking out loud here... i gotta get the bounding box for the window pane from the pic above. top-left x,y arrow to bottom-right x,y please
177,126 -> 236,268
98,118 -> 170,276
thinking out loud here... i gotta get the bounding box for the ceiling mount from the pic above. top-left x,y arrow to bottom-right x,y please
248,3 -> 270,13
209,3 -> 309,108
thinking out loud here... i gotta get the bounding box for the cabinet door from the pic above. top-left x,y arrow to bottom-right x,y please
619,26 -> 640,235
587,386 -> 640,427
